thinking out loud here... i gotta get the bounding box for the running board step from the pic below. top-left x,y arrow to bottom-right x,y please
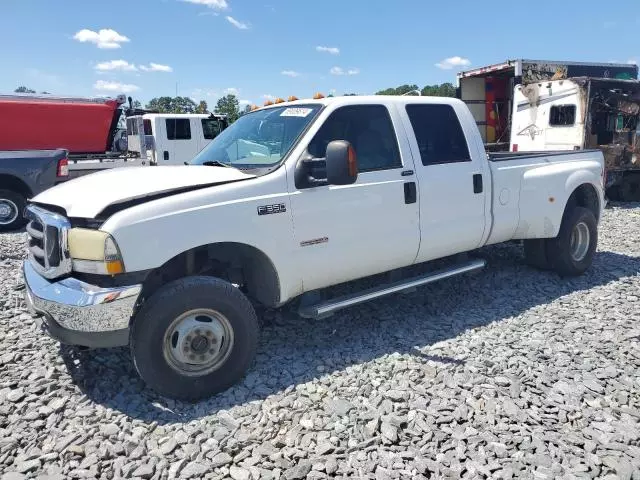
298,260 -> 487,319
297,258 -> 486,320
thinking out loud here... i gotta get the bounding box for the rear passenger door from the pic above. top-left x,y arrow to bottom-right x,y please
401,103 -> 488,263
164,118 -> 199,164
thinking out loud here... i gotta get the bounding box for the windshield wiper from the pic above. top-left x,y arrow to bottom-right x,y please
201,160 -> 233,168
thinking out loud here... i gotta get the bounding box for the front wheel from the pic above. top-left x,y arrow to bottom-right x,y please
546,206 -> 598,277
130,276 -> 259,401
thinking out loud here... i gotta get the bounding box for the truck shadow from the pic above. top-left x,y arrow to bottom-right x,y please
60,244 -> 640,424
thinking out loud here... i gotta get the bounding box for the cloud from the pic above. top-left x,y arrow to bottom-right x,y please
281,70 -> 300,77
140,63 -> 173,72
73,28 -> 130,49
239,99 -> 252,106
224,87 -> 240,95
316,46 -> 340,55
226,16 -> 249,29
94,80 -> 139,93
198,10 -> 219,16
435,56 -> 471,70
94,60 -> 137,72
262,94 -> 275,101
330,66 -> 360,76
182,0 -> 228,8
628,59 -> 638,65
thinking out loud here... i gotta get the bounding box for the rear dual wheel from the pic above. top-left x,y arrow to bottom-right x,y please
524,206 -> 597,277
130,276 -> 259,401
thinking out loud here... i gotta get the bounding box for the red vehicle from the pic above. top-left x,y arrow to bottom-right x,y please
0,93 -> 127,155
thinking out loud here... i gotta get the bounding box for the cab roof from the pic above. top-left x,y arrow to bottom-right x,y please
256,94 -> 465,111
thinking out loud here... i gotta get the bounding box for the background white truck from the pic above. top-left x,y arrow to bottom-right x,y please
456,58 -> 639,200
22,95 -> 605,400
125,112 -> 229,167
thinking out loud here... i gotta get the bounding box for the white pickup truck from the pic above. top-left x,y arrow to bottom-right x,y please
22,95 -> 605,400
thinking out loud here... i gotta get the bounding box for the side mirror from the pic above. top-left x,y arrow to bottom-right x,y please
325,140 -> 358,185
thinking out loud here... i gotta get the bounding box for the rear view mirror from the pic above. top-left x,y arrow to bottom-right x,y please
326,140 -> 358,185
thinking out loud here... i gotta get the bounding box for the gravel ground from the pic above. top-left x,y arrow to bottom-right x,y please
1,203 -> 639,480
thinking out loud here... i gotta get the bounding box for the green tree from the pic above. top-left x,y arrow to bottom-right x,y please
133,100 -> 142,109
146,96 -> 197,113
14,86 -> 36,93
214,94 -> 240,123
195,100 -> 208,114
375,84 -> 419,96
421,82 -> 456,97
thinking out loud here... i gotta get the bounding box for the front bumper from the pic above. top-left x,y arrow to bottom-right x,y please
23,260 -> 142,348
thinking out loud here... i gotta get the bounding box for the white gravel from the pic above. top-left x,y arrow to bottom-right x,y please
0,203 -> 639,480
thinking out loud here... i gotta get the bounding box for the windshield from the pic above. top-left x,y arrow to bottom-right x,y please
189,104 -> 322,169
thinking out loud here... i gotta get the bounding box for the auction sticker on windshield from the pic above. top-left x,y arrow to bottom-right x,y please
280,108 -> 314,117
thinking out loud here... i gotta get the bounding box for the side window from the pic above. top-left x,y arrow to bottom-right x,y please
550,105 -> 576,126
166,118 -> 192,140
405,104 -> 471,165
201,119 -> 222,140
143,119 -> 152,135
307,105 -> 402,172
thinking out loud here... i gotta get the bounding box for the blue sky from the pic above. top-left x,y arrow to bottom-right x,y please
1,0 -> 638,107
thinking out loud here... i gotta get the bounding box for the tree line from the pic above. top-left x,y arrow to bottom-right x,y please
13,81 -> 457,124
143,82 -> 457,123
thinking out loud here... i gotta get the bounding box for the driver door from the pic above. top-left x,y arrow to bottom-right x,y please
286,103 -> 421,292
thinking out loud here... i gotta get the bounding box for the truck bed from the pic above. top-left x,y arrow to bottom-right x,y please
485,149 -> 605,246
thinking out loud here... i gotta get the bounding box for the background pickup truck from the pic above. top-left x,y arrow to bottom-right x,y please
0,149 -> 69,231
21,96 -> 605,400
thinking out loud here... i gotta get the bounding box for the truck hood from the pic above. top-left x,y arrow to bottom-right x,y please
32,165 -> 255,219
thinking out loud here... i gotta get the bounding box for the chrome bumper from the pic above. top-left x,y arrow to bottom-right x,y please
23,260 -> 142,347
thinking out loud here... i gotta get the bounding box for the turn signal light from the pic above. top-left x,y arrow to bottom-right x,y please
347,145 -> 357,177
288,95 -> 299,101
264,100 -> 274,106
313,92 -> 325,99
274,98 -> 285,104
250,105 -> 260,111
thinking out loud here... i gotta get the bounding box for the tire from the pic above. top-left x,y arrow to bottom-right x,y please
546,206 -> 598,277
523,238 -> 550,270
130,276 -> 259,401
0,189 -> 27,232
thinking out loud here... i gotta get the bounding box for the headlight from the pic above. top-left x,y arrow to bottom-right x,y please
68,228 -> 125,275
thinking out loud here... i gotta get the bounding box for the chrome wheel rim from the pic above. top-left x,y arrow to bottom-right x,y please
163,308 -> 234,377
0,199 -> 18,225
569,221 -> 590,262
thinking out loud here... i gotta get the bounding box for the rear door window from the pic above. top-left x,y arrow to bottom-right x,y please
405,104 -> 471,165
166,118 -> 192,140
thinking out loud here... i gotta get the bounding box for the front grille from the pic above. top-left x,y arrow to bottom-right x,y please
25,205 -> 72,279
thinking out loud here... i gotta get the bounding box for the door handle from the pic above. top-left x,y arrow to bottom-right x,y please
473,174 -> 483,194
404,182 -> 417,204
